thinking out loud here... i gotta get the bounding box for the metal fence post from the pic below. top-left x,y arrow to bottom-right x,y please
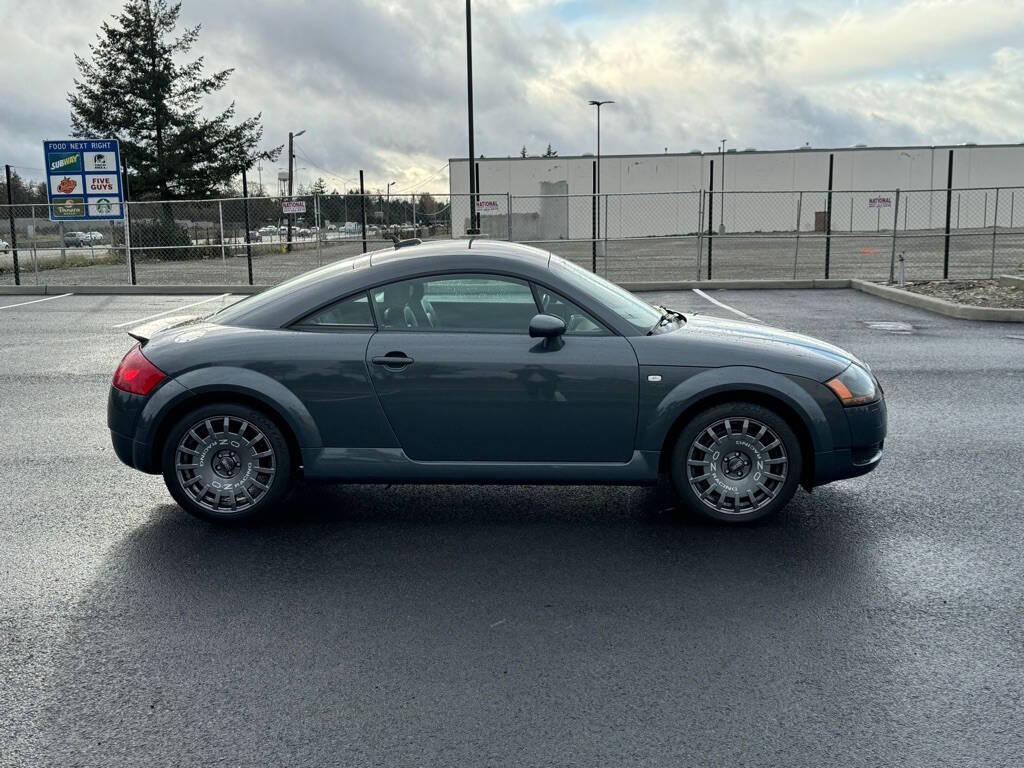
359,170 -> 367,254
121,158 -> 136,285
793,191 -> 803,279
315,193 -> 322,266
942,149 -> 953,279
602,193 -> 609,274
695,192 -> 704,280
990,188 -> 999,278
889,189 -> 901,283
123,202 -> 133,285
591,161 -> 597,272
218,200 -> 227,282
706,161 -> 715,280
4,164 -> 20,285
824,153 -> 834,279
506,192 -> 511,241
242,169 -> 253,285
29,204 -> 38,282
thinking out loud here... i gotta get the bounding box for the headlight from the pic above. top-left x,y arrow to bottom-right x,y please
826,363 -> 878,406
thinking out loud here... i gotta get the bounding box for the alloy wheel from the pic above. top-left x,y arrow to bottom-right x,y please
174,415 -> 277,514
685,416 -> 788,516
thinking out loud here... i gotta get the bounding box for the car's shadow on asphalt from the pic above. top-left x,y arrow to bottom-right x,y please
34,482 -> 882,762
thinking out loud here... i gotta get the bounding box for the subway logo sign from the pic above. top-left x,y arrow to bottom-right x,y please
48,151 -> 83,173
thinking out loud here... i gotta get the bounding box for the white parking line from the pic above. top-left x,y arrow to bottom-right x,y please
112,293 -> 233,328
691,288 -> 762,323
0,293 -> 74,310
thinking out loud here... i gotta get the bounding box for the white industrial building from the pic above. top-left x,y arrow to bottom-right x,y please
449,143 -> 1024,239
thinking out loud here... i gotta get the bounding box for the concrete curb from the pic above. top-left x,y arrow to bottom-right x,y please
0,285 -> 264,296
997,274 -> 1024,289
621,279 -> 851,291
850,279 -> 1024,322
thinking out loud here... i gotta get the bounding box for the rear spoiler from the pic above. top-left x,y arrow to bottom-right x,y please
127,314 -> 201,344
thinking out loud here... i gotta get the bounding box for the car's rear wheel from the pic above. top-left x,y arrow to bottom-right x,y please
161,403 -> 292,523
669,401 -> 802,523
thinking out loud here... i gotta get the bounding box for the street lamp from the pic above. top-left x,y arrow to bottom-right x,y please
719,138 -> 727,233
588,99 -> 613,271
287,129 -> 306,252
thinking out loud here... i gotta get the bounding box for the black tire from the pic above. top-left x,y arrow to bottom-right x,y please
669,401 -> 802,523
161,402 -> 292,523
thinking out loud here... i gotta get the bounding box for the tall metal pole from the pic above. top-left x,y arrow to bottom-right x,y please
465,0 -> 479,235
706,160 -> 715,280
121,157 -> 135,285
287,130 -> 294,251
588,99 -> 613,263
5,164 -> 20,285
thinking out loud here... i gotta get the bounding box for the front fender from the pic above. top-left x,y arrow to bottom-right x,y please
134,366 -> 323,471
638,365 -> 844,455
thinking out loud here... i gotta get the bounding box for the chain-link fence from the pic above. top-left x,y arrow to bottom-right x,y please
3,189 -> 1023,287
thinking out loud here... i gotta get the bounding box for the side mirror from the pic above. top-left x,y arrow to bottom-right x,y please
529,313 -> 566,339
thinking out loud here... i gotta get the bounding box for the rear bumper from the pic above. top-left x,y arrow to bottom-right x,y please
813,396 -> 887,485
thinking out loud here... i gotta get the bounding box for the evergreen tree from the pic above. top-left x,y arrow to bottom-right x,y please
543,143 -> 558,157
520,145 -> 527,158
68,0 -> 279,200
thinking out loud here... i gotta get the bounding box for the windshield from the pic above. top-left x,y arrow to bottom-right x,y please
549,254 -> 662,334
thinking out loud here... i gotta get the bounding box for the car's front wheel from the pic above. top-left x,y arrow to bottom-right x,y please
161,403 -> 292,522
669,401 -> 802,523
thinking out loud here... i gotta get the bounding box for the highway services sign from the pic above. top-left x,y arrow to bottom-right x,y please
43,139 -> 124,221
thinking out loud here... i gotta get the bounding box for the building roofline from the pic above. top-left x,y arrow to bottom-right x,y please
449,141 -> 1024,164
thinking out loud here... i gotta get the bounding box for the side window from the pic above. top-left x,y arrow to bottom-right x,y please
534,287 -> 610,336
372,274 -> 538,332
299,293 -> 374,327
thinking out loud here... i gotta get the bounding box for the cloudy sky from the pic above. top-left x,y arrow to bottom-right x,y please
1,0 -> 1022,194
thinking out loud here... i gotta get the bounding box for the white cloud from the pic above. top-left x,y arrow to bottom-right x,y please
1,0 -> 1022,194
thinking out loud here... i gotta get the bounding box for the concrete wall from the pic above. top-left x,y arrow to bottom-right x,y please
450,144 -> 1024,238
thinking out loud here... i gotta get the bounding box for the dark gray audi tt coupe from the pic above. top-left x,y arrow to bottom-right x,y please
109,239 -> 886,523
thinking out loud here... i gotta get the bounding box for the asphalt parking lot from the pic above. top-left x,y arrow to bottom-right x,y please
2,288 -> 1023,766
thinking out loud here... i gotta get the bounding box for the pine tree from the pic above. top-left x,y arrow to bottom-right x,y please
68,0 -> 279,201
543,143 -> 558,157
520,145 -> 527,158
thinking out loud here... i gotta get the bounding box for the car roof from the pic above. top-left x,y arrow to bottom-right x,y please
368,238 -> 551,269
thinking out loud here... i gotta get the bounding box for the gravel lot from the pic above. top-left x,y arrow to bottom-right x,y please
1,289 -> 1022,766
3,229 -> 1024,287
901,278 -> 1024,308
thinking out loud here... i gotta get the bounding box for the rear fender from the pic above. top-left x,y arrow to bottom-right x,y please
135,366 -> 323,470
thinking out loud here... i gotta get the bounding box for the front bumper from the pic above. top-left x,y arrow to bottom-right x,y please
813,396 -> 887,485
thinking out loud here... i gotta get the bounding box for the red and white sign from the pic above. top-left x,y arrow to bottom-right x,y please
49,174 -> 84,195
476,199 -> 501,215
868,196 -> 892,208
87,173 -> 119,194
282,200 -> 306,214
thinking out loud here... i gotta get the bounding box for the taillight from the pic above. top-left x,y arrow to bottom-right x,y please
112,345 -> 166,395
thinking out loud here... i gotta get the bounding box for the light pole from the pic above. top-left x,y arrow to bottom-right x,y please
588,99 -> 613,268
465,0 -> 479,235
719,138 -> 727,233
287,129 -> 306,252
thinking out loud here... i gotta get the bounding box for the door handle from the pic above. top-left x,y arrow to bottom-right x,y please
372,354 -> 414,368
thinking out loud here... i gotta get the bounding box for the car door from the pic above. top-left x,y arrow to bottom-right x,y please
364,273 -> 639,463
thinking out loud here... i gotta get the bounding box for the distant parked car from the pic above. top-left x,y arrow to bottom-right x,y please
0,238 -> 8,253
85,231 -> 103,243
64,231 -> 89,247
278,226 -> 288,235
247,230 -> 262,242
257,225 -> 277,236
